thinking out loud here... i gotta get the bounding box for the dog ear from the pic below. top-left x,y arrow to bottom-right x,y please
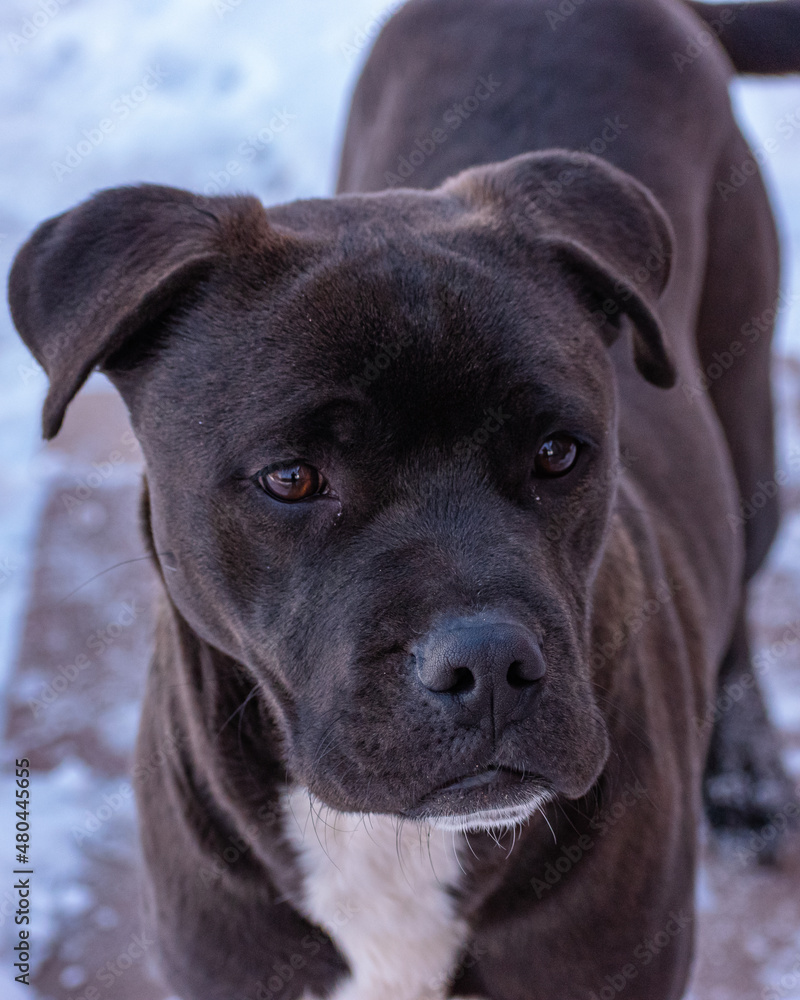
8,184 -> 278,439
443,151 -> 676,388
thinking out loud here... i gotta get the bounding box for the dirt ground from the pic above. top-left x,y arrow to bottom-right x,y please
4,372 -> 800,1000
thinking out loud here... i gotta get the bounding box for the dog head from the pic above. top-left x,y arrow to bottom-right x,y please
9,151 -> 673,831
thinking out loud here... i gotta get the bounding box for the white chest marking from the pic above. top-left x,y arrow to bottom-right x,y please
285,788 -> 471,1000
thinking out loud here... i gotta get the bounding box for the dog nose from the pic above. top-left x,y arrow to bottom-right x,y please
414,619 -> 546,714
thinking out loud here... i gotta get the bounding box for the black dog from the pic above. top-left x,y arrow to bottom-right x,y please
9,1 -> 800,997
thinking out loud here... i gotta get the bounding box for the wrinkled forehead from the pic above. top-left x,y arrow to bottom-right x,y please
138,234 -> 614,463
271,243 -> 569,395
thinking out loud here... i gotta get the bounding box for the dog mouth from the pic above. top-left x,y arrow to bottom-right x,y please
404,766 -> 552,831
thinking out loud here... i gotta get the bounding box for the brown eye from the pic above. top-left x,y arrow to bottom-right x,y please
257,462 -> 324,502
534,436 -> 579,477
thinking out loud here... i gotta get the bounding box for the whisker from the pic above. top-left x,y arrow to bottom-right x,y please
307,792 -> 338,869
450,826 -> 467,876
537,802 -> 557,844
214,684 -> 259,742
463,828 -> 478,860
394,816 -> 413,889
55,551 -> 172,605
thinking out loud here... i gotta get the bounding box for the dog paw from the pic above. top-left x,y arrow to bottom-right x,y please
703,674 -> 798,861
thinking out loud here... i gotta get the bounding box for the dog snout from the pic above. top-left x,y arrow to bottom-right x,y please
413,618 -> 546,718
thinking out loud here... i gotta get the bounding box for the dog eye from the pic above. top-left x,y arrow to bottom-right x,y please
256,462 -> 325,502
534,435 -> 579,477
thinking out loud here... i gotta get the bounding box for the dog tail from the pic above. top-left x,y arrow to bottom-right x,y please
687,1 -> 800,74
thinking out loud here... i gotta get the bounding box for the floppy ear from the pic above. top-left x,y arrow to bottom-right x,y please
443,151 -> 676,388
8,184 -> 277,439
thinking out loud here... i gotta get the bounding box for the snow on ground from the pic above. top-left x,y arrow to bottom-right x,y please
0,1 -> 799,999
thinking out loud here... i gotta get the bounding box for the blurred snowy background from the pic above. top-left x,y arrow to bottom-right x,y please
0,1 -> 798,998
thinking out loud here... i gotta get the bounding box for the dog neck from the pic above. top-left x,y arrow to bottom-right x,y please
284,787 -> 471,1000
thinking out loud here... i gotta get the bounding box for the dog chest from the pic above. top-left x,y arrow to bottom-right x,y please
284,787 -> 470,1000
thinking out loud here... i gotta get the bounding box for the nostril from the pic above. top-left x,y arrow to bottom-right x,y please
414,619 -> 545,699
449,667 -> 476,695
414,646 -> 478,695
507,658 -> 542,689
